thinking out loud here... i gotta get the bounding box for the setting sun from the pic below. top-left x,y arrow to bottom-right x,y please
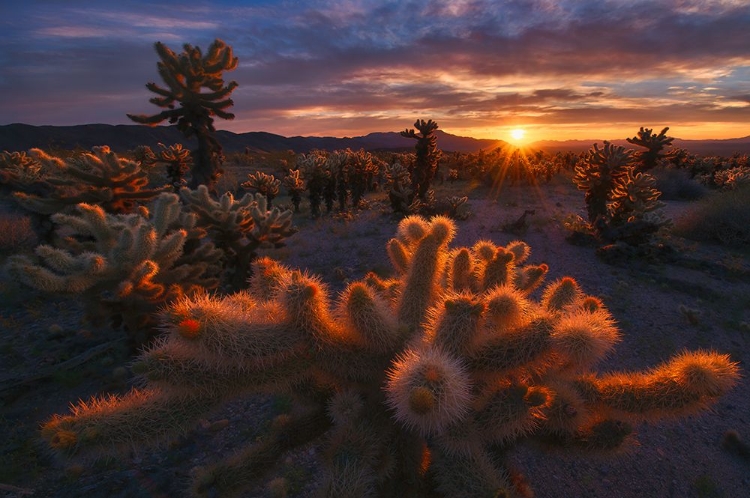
510,128 -> 526,143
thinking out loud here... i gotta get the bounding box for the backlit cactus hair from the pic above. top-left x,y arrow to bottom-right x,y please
41,216 -> 738,497
179,185 -> 297,290
5,192 -> 222,346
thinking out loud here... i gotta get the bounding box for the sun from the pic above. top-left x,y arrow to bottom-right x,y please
510,128 -> 526,142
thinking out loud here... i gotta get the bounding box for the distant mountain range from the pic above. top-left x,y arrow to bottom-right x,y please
0,123 -> 504,155
1,123 -> 748,156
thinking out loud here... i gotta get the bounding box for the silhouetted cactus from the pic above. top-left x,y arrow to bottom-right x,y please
626,126 -> 674,171
401,119 -> 441,201
41,216 -> 738,497
128,39 -> 238,194
573,142 -> 633,225
5,193 -> 222,347
297,150 -> 331,217
153,143 -> 192,191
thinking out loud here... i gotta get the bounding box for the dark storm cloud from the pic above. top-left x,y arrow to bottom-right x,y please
0,0 -> 748,138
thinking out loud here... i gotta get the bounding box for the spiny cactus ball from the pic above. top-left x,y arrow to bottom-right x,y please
41,215 -> 738,497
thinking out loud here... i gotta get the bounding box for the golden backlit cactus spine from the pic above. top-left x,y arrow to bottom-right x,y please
8,146 -> 168,242
41,216 -> 738,497
5,192 -> 222,346
179,184 -> 297,290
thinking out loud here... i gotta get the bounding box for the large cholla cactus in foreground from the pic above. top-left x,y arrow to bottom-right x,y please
5,193 -> 222,345
41,216 -> 738,497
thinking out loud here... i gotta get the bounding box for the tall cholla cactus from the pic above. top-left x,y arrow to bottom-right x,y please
626,126 -> 674,171
5,193 -> 222,345
41,216 -> 738,497
573,141 -> 634,224
128,39 -> 238,193
401,119 -> 442,201
180,185 -> 297,290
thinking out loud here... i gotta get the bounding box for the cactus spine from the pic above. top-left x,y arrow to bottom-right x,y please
41,216 -> 738,497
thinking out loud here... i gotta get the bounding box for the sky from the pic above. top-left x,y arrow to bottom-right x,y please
1,0 -> 749,143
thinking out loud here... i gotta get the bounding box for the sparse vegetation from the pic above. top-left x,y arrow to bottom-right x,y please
671,185 -> 750,247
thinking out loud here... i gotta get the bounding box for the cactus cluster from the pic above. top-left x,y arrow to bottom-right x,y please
293,148 -> 381,216
7,146 -> 168,242
40,216 -> 738,497
5,193 -> 222,345
242,171 -> 281,207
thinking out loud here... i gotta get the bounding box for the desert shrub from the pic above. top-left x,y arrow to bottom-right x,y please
0,212 -> 37,255
41,216 -> 738,497
671,185 -> 750,248
651,166 -> 708,201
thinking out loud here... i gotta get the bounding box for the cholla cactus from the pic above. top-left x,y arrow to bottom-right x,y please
282,169 -> 305,212
0,150 -> 49,195
573,142 -> 634,224
626,126 -> 674,171
154,143 -> 192,191
297,150 -> 332,217
384,162 -> 415,214
128,39 -> 238,193
9,146 -> 168,243
179,185 -> 297,290
574,142 -> 667,249
714,166 -> 750,190
608,169 -> 663,226
242,171 -> 281,207
41,216 -> 738,497
401,119 -> 442,201
13,146 -> 167,216
5,193 -> 222,345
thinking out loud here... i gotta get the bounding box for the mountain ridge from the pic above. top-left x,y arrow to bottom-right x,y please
1,123 -> 748,156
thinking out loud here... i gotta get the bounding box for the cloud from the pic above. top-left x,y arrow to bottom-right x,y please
0,0 -> 748,139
